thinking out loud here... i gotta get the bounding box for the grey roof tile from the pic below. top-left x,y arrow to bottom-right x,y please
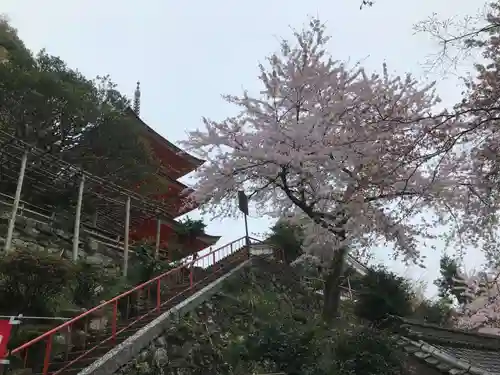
435,345 -> 500,374
392,317 -> 500,374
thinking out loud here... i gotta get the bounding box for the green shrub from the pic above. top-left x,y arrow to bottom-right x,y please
225,319 -> 406,375
0,249 -> 75,316
71,261 -> 122,308
6,323 -> 64,371
333,327 -> 406,375
128,244 -> 176,285
226,317 -> 323,375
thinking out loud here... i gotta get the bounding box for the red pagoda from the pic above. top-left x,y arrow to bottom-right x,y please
118,82 -> 219,260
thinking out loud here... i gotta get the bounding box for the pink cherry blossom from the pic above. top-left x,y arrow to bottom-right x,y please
454,269 -> 500,330
180,18 -> 494,268
450,3 -> 500,330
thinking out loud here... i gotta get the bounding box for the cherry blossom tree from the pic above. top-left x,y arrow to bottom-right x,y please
453,269 -> 500,334
414,2 -> 491,73
444,2 -> 500,267
180,19 -> 487,321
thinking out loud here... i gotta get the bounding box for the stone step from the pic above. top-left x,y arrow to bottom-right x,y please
11,249 -> 249,375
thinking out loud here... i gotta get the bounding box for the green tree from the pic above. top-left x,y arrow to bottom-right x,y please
0,18 -> 158,215
177,217 -> 207,241
412,297 -> 454,326
175,217 -> 207,260
434,254 -> 466,304
0,22 -> 99,152
266,220 -> 304,264
62,79 -> 159,193
354,266 -> 414,327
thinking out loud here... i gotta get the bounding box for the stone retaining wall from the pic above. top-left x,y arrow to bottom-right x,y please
0,208 -> 117,266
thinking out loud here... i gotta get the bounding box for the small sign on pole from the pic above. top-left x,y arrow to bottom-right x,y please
238,190 -> 250,251
237,190 -> 248,216
0,315 -> 22,365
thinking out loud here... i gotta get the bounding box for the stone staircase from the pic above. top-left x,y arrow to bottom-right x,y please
5,237 -> 255,375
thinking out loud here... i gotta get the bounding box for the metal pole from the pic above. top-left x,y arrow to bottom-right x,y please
4,150 -> 28,252
154,217 -> 161,260
244,213 -> 250,256
72,174 -> 85,262
123,196 -> 131,277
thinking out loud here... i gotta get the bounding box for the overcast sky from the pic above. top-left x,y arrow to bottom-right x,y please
2,0 -> 490,296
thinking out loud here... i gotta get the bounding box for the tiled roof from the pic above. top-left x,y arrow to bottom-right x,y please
393,316 -> 500,374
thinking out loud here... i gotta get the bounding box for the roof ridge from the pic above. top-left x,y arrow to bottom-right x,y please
397,337 -> 488,375
394,315 -> 500,341
125,107 -> 204,167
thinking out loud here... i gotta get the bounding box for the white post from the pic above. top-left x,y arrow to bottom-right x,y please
154,217 -> 161,260
347,276 -> 353,300
72,174 -> 85,262
123,196 -> 131,277
4,150 -> 28,252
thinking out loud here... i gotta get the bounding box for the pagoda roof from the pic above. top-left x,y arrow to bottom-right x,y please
0,120 -> 217,258
149,193 -> 198,217
125,107 -> 204,178
155,169 -> 190,194
134,171 -> 198,217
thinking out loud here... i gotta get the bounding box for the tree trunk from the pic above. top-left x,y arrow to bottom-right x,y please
322,246 -> 348,323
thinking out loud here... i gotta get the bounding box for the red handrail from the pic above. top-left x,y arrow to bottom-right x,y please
11,236 -> 249,356
5,236 -> 264,375
7,236 -> 281,375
